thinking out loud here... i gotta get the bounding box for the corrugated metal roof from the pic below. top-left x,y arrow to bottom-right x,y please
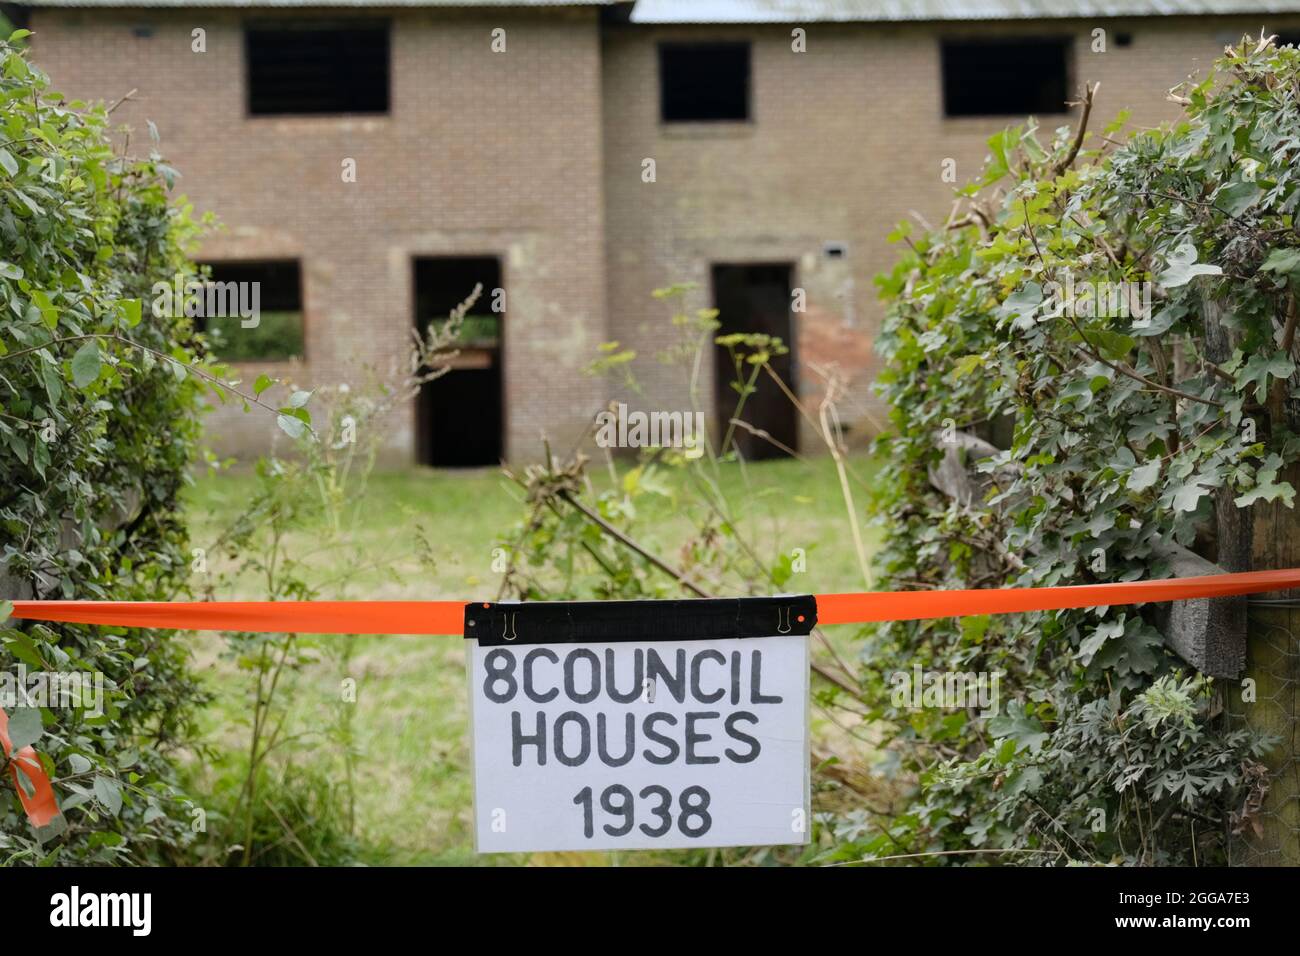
630,0 -> 1300,23
16,1 -> 615,7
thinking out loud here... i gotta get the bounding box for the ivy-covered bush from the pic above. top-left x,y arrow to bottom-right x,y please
855,37 -> 1298,864
0,31 -> 212,863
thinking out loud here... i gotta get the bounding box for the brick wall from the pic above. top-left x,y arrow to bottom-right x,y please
23,9 -> 1300,460
601,16 -> 1300,451
27,6 -> 609,463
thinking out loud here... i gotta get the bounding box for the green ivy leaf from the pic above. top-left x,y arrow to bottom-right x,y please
120,298 -> 143,327
93,775 -> 123,817
1078,619 -> 1124,665
1216,180 -> 1261,216
276,413 -> 306,439
997,282 -> 1045,329
988,702 -> 1049,755
6,706 -> 44,751
70,339 -> 101,388
1127,460 -> 1161,492
30,289 -> 56,328
1235,481 -> 1295,507
1171,480 -> 1210,513
1092,621 -> 1163,675
950,354 -> 983,380
1157,242 -> 1222,288
1238,351 -> 1295,402
67,753 -> 92,775
1234,457 -> 1296,507
1089,330 -> 1136,362
1259,246 -> 1300,277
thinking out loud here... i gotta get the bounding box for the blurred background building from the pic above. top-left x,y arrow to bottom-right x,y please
8,0 -> 1300,463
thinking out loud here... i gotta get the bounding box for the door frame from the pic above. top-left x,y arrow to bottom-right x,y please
410,254 -> 507,466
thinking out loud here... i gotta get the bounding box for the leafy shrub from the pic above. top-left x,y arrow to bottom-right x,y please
182,291 -> 458,866
853,36 -> 1299,865
0,32 -> 211,863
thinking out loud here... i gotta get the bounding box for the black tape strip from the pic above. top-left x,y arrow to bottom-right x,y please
464,596 -> 817,646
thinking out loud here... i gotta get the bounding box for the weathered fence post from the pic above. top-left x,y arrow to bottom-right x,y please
1205,288 -> 1300,865
1227,463 -> 1300,865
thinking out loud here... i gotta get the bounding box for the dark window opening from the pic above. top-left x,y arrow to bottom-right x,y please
659,42 -> 750,122
712,263 -> 797,460
246,19 -> 389,116
193,260 -> 303,362
414,257 -> 503,467
941,37 -> 1070,117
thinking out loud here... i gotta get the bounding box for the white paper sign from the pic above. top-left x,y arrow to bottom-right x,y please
469,635 -> 809,853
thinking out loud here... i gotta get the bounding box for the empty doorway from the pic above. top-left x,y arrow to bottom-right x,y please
712,264 -> 798,459
413,257 -> 503,466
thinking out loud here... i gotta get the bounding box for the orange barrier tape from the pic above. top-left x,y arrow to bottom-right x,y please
0,706 -> 60,829
8,600 -> 468,635
815,567 -> 1300,625
9,568 -> 1300,635
5,565 -> 1299,828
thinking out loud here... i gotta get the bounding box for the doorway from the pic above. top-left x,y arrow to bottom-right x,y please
712,263 -> 797,459
413,257 -> 503,466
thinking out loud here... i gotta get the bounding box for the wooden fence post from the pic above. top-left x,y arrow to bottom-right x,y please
1208,285 -> 1300,864
1227,460 -> 1300,865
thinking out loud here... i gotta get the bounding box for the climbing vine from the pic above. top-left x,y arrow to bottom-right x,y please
849,35 -> 1300,865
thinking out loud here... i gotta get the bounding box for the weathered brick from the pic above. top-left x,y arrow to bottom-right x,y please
24,10 -> 1299,459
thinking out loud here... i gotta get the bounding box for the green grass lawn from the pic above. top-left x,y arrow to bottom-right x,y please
181,454 -> 881,865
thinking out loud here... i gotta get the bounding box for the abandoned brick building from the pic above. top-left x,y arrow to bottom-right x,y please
9,0 -> 1300,463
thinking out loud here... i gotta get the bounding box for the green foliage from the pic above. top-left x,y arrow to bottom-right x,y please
0,33 -> 211,862
185,307 -> 450,866
501,286 -> 800,604
203,310 -> 303,362
449,313 -> 499,346
189,446 -> 375,866
856,37 -> 1296,865
212,763 -> 363,867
